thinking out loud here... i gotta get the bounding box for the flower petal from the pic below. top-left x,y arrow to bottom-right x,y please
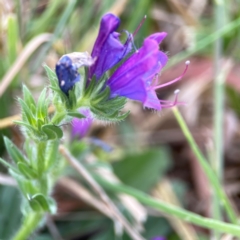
89,13 -> 132,79
107,38 -> 162,103
147,32 -> 167,44
144,89 -> 161,110
72,109 -> 93,139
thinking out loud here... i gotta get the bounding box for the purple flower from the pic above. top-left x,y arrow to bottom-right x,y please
55,56 -> 80,95
89,13 -> 132,80
106,32 -> 189,110
55,13 -> 189,111
72,109 -> 93,139
151,237 -> 166,240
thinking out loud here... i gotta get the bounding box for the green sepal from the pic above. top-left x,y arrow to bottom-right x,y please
17,162 -> 38,179
67,112 -> 85,119
18,98 -> 36,126
90,106 -> 129,122
68,87 -> 77,109
41,124 -> 63,140
91,75 -> 106,96
4,136 -> 28,164
44,64 -> 58,88
48,86 -> 69,106
80,67 -> 88,96
28,194 -> 51,212
91,86 -> 110,104
22,85 -> 36,114
36,88 -> 48,120
84,76 -> 96,97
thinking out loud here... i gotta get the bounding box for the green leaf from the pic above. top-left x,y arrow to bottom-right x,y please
41,124 -> 63,140
3,136 -> 28,164
37,118 -> 45,131
143,216 -> 171,239
22,85 -> 36,113
44,140 -> 59,170
36,88 -> 48,120
14,121 -> 39,136
67,112 -> 86,119
28,196 -> 43,212
10,171 -> 39,197
17,162 -> 38,179
44,64 -> 58,88
18,98 -> 36,126
112,148 -> 172,192
29,194 -> 51,212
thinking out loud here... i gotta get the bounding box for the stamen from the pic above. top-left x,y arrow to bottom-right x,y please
152,73 -> 160,87
61,80 -> 65,86
133,15 -> 147,37
160,89 -> 185,108
153,60 -> 190,90
173,89 -> 180,105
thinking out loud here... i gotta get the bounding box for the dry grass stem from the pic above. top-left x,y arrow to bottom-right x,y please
58,177 -> 112,218
59,145 -> 145,240
152,179 -> 198,240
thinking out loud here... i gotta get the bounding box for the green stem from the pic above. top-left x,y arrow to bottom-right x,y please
35,141 -> 49,194
212,1 -> 225,237
12,212 -> 42,240
95,176 -> 240,237
172,107 -> 237,224
214,0 -> 225,185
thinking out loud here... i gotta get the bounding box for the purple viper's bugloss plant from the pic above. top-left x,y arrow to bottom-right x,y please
55,12 -> 189,123
88,13 -> 189,110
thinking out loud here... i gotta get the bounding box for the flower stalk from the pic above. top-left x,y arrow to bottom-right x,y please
172,107 -> 237,224
12,212 -> 43,240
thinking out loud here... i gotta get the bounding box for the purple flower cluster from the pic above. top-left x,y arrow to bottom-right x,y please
89,13 -> 189,110
56,13 -> 189,138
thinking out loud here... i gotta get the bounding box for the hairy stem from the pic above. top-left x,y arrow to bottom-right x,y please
12,212 -> 43,240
